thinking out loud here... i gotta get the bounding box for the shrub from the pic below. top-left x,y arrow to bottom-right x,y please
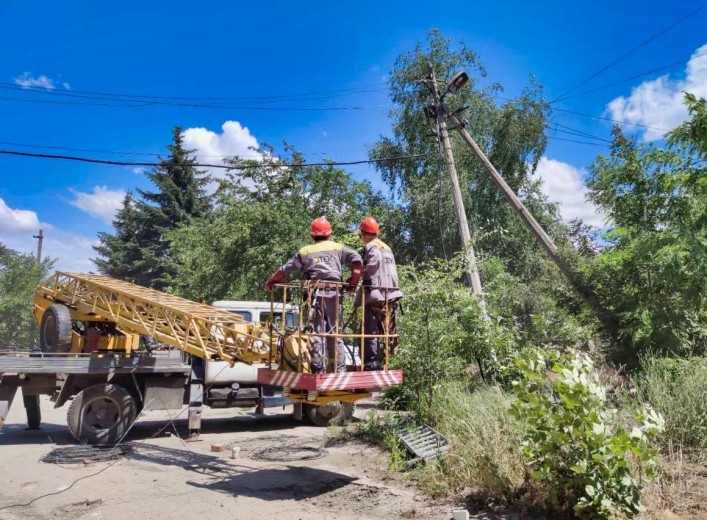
511,349 -> 664,518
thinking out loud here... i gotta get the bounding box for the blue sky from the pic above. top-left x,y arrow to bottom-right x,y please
1,0 -> 706,271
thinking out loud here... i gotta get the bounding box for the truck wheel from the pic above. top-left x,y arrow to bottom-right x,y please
305,402 -> 354,427
67,383 -> 137,445
40,303 -> 73,353
23,394 -> 42,429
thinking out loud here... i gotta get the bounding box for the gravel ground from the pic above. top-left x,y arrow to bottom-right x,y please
0,396 -> 452,520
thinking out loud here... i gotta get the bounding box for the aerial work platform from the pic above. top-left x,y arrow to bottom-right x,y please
29,273 -> 402,403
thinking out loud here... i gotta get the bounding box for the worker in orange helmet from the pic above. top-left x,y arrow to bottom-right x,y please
265,217 -> 363,373
357,217 -> 403,371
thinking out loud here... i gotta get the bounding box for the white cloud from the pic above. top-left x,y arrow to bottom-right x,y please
132,167 -> 145,175
69,186 -> 126,225
13,72 -> 73,91
0,197 -> 41,232
535,157 -> 605,228
0,200 -> 95,272
182,120 -> 262,181
606,43 -> 707,141
0,227 -> 97,272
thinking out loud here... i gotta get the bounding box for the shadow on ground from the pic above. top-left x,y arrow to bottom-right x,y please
128,443 -> 356,502
0,410 -> 304,446
188,465 -> 357,501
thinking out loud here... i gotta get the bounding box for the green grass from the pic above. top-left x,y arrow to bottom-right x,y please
411,383 -> 526,499
626,357 -> 707,450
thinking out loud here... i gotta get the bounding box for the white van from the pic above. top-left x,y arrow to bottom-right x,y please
205,300 -> 298,385
207,300 -> 355,426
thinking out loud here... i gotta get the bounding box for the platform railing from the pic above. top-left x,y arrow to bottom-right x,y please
269,281 -> 400,374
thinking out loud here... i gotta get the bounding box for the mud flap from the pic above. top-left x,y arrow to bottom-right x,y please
0,375 -> 20,430
292,401 -> 303,421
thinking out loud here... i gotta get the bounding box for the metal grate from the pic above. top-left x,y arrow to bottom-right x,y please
393,418 -> 449,465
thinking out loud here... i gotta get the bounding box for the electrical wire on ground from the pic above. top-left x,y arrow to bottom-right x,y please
0,398 -> 154,512
41,444 -> 133,464
251,444 -> 327,462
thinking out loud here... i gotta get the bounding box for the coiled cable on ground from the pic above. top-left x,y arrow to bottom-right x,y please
41,444 -> 133,464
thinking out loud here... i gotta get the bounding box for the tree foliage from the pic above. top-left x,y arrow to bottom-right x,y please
370,30 -> 562,282
585,94 -> 707,359
0,244 -> 53,348
94,127 -> 211,289
167,146 -> 393,302
390,252 -> 593,415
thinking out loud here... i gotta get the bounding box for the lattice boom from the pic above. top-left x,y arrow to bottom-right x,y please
36,272 -> 272,363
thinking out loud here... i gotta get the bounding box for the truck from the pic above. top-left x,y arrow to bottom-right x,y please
0,272 -> 402,444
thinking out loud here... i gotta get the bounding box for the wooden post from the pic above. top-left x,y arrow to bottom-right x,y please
430,69 -> 485,301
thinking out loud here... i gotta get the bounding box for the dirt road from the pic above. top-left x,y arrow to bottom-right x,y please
0,397 -> 451,520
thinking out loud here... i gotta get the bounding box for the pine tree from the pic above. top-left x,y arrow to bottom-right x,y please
93,127 -> 211,289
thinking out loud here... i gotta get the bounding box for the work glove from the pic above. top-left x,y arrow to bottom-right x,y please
344,277 -> 358,293
345,262 -> 363,292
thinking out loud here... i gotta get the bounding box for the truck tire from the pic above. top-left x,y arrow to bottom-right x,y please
305,401 -> 354,427
67,383 -> 137,445
23,394 -> 42,429
39,303 -> 73,353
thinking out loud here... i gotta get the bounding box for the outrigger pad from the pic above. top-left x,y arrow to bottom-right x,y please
256,369 -> 403,391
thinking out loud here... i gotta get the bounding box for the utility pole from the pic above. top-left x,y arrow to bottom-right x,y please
450,115 -> 564,269
33,229 -> 43,264
424,67 -> 619,336
448,113 -> 618,333
429,67 -> 485,300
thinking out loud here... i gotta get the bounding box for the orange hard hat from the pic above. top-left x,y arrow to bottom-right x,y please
359,216 -> 380,234
310,216 -> 332,238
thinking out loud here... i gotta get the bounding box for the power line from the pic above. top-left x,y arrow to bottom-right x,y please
489,92 -> 666,131
0,140 -> 364,159
0,92 -> 386,111
553,50 -> 707,103
546,136 -> 609,147
0,149 -> 431,169
550,107 -> 669,132
551,2 -> 707,103
547,122 -> 613,143
0,84 -> 386,107
0,80 -> 386,102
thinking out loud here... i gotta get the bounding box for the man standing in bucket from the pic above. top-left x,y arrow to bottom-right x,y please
357,217 -> 403,371
265,217 -> 363,374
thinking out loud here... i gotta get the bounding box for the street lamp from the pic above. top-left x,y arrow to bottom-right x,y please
446,72 -> 469,95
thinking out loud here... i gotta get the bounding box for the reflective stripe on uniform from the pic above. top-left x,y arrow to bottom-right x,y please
371,238 -> 391,251
299,240 -> 344,257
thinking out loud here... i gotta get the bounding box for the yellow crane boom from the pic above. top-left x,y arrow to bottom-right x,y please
34,272 -> 273,364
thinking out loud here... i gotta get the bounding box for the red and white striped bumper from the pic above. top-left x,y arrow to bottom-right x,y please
256,369 -> 403,391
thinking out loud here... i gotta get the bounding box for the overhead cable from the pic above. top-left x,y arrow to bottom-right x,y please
0,93 -> 385,111
551,2 -> 707,103
0,149 -> 432,169
0,81 -> 386,102
553,50 -> 707,103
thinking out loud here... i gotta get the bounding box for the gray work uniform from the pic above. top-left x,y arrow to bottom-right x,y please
359,238 -> 402,370
279,240 -> 362,373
